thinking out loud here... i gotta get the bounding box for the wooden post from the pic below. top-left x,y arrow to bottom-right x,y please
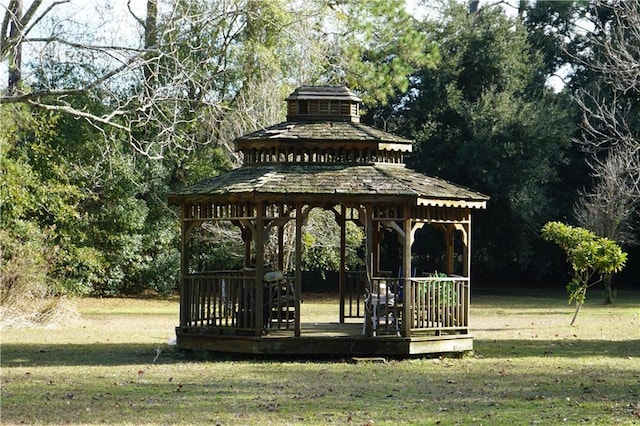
373,218 -> 380,276
445,225 -> 455,275
403,215 -> 413,337
254,202 -> 265,336
243,226 -> 252,268
338,205 -> 346,323
464,215 -> 471,327
179,203 -> 195,328
278,224 -> 285,271
294,203 -> 304,337
362,205 -> 374,336
464,213 -> 471,277
365,204 -> 374,281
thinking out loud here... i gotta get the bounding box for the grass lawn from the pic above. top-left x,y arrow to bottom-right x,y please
1,290 -> 639,425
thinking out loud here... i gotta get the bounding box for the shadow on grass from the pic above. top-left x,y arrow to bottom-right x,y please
2,338 -> 638,367
0,343 -> 190,367
475,338 -> 640,359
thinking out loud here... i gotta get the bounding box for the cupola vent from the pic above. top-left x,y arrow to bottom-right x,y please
286,86 -> 361,122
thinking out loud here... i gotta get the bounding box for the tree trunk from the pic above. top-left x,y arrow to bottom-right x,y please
570,301 -> 582,326
602,273 -> 614,305
518,0 -> 527,21
143,0 -> 158,94
7,0 -> 22,95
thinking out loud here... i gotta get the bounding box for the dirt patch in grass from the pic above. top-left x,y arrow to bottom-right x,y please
1,290 -> 639,425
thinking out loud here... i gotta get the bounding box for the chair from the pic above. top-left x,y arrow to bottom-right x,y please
364,279 -> 402,336
263,271 -> 295,331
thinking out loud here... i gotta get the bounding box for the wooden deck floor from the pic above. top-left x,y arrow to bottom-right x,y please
176,321 -> 473,357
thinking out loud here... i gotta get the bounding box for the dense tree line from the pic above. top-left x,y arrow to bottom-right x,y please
1,0 -> 638,299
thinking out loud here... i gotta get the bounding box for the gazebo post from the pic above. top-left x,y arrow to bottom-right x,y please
464,215 -> 471,277
179,204 -> 191,328
242,225 -> 252,268
277,220 -> 285,271
338,205 -> 346,323
254,202 -> 265,337
373,220 -> 381,276
365,204 -> 374,279
294,202 -> 303,337
445,225 -> 455,275
362,205 -> 374,336
402,214 -> 413,337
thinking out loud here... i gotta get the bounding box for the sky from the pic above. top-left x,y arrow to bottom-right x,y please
0,0 -> 148,87
1,0 -> 565,93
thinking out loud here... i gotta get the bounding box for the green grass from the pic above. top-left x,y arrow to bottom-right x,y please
1,291 -> 639,425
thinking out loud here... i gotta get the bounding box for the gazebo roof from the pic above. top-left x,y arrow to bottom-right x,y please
236,120 -> 412,149
168,163 -> 488,208
169,85 -> 488,210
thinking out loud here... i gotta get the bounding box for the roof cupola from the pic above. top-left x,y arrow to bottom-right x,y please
286,86 -> 362,122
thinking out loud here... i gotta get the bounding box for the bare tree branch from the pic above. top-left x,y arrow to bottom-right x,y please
571,1 -> 640,94
573,2 -> 640,247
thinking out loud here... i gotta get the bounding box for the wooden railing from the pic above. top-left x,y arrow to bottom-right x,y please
182,270 -> 298,336
184,270 -> 258,331
346,273 -> 470,336
183,271 -> 468,338
343,271 -> 367,319
408,276 -> 469,333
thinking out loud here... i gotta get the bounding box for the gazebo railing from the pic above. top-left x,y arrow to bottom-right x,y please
408,277 -> 469,334
343,271 -> 367,319
184,270 -> 258,332
182,270 -> 298,335
182,271 -> 468,337
353,274 -> 470,336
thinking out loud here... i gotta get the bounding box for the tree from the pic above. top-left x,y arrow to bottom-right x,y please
301,209 -> 364,275
322,0 -> 438,106
377,2 -> 576,281
2,0 -> 436,297
522,0 -> 592,89
541,221 -> 627,325
1,0 -> 435,157
570,1 -> 640,302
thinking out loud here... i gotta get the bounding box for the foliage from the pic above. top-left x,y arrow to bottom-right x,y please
0,98 -> 184,297
0,0 -> 451,296
0,105 -> 79,324
419,271 -> 458,306
302,209 -> 364,274
541,221 -> 627,324
376,3 -> 577,281
3,0 -> 636,295
323,0 -> 439,106
0,104 -> 90,293
571,1 -> 640,248
523,0 -> 592,86
188,223 -> 244,272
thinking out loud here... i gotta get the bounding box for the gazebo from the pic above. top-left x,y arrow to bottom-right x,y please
169,86 -> 488,356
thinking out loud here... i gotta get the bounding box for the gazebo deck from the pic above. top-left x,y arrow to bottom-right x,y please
176,321 -> 473,356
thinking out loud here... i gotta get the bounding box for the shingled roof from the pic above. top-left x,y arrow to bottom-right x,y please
169,85 -> 488,209
236,121 -> 412,146
169,163 -> 488,208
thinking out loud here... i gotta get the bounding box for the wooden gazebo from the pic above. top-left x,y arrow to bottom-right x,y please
169,86 -> 488,356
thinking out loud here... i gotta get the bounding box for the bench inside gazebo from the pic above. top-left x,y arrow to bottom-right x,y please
169,86 -> 488,356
